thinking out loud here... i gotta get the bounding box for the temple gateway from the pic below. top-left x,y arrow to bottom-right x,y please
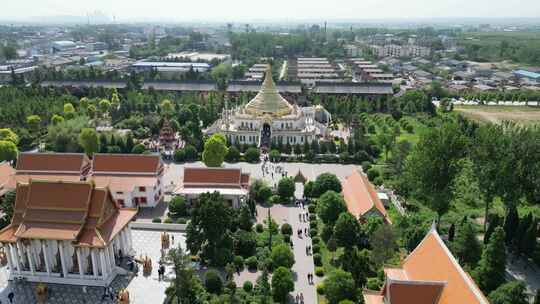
206,65 -> 331,149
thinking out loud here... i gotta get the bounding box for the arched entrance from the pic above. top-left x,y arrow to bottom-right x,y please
260,123 -> 271,150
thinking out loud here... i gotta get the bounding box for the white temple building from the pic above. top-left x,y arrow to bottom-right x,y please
206,65 -> 331,149
0,180 -> 136,286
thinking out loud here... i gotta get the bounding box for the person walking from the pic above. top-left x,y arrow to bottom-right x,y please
7,292 -> 14,304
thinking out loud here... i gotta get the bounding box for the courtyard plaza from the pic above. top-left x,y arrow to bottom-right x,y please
0,229 -> 186,304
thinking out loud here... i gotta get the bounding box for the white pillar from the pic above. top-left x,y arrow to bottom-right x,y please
26,245 -> 35,275
108,244 -> 115,269
76,248 -> 84,279
5,245 -> 13,272
42,242 -> 50,276
58,242 -> 68,278
99,249 -> 108,278
118,231 -> 126,255
9,243 -> 19,274
91,249 -> 99,279
126,226 -> 133,253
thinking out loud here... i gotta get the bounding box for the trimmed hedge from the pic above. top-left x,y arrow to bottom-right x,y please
310,228 -> 318,238
315,267 -> 324,277
313,253 -> 322,266
255,223 -> 264,233
312,244 -> 320,254
152,217 -> 162,223
281,223 -> 292,235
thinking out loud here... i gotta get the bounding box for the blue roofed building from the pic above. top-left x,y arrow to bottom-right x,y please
513,70 -> 540,84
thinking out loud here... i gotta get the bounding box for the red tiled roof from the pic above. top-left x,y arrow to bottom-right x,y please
92,154 -> 162,174
183,167 -> 242,186
16,152 -> 89,174
342,169 -> 390,223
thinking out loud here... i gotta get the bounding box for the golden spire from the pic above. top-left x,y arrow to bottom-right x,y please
244,64 -> 293,117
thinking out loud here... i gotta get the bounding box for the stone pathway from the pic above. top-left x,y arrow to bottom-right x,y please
506,252 -> 540,302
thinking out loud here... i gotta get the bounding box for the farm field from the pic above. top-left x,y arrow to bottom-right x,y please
455,105 -> 540,125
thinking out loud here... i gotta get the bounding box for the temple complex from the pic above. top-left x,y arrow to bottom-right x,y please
206,65 -> 331,150
0,180 -> 137,286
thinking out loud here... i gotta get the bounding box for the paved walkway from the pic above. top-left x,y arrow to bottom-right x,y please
254,184 -> 316,304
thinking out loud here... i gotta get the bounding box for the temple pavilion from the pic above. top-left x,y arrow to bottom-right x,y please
0,180 -> 137,286
206,65 -> 331,149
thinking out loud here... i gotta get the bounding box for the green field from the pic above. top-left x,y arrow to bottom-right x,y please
455,105 -> 540,125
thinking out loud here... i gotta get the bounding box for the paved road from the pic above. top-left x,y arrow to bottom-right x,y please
506,252 -> 540,302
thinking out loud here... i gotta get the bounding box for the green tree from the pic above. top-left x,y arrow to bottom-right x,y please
169,196 -> 188,217
51,114 -> 65,125
451,158 -> 484,208
244,147 -> 260,163
0,190 -> 15,229
333,212 -> 362,248
271,267 -> 294,303
202,134 -> 228,167
186,191 -> 235,266
369,224 -> 398,266
277,177 -> 295,202
451,221 -> 481,268
205,270 -> 223,294
99,99 -> 111,116
238,206 -> 254,231
324,269 -> 357,304
26,115 -> 42,133
63,103 -> 76,119
488,281 -> 528,304
225,146 -> 240,162
87,104 -> 97,119
474,227 -> 507,294
303,180 -> 315,198
78,128 -> 100,157
339,247 -> 371,288
161,99 -> 174,118
0,141 -> 18,163
404,122 -> 469,223
313,173 -> 342,197
0,129 -> 19,145
234,229 -> 257,257
271,243 -> 295,269
317,190 -> 347,226
503,204 -> 519,245
249,179 -> 273,204
131,143 -> 146,154
167,244 -> 202,304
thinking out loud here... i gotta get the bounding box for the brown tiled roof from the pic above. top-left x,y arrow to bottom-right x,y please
241,173 -> 250,187
6,174 -> 82,190
364,227 -> 489,304
0,180 -> 137,248
16,152 -> 89,174
92,154 -> 162,175
183,167 -> 242,186
342,169 -> 390,223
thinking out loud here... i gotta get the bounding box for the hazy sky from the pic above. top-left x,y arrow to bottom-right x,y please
2,0 -> 540,21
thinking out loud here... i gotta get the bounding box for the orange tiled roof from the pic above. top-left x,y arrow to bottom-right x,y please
91,175 -> 157,193
0,180 -> 136,248
342,169 -> 390,223
92,153 -> 162,175
5,174 -> 83,190
365,226 -> 489,304
16,152 -> 89,174
363,290 -> 384,304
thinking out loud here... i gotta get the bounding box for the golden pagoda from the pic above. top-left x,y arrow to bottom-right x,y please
244,65 -> 294,117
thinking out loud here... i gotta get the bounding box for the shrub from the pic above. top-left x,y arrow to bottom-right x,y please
233,256 -> 244,270
269,149 -> 281,162
312,244 -> 320,254
243,281 -> 253,293
281,223 -> 293,235
310,228 -> 318,238
361,161 -> 372,171
226,280 -> 237,292
173,149 -> 186,162
176,218 -> 187,224
271,244 -> 295,269
309,214 -> 317,221
169,196 -> 188,217
225,146 -> 241,162
312,237 -> 320,245
315,267 -> 325,277
245,256 -> 258,271
164,218 -> 173,224
321,225 -> 334,243
313,253 -> 322,266
310,221 -> 318,230
308,204 -> 316,213
152,217 -> 162,223
316,283 -> 325,295
205,270 -> 223,294
255,223 -> 264,233
269,195 -> 281,205
366,277 -> 383,290
367,167 -> 380,181
245,147 -> 260,163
